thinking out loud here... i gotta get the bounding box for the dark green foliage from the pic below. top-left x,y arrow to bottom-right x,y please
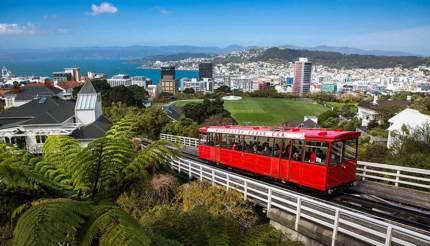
363,144 -> 389,163
81,205 -> 151,246
182,96 -> 232,124
215,85 -> 231,93
411,96 -> 430,115
137,107 -> 171,139
108,85 -> 142,107
388,123 -> 430,169
13,199 -> 92,246
251,47 -> 430,69
162,118 -> 200,138
182,88 -> 195,95
318,110 -> 339,128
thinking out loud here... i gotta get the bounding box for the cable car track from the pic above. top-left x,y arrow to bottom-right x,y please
179,150 -> 430,232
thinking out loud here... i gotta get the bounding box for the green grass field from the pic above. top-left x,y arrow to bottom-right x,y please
172,99 -> 203,107
223,97 -> 326,126
171,97 -> 327,126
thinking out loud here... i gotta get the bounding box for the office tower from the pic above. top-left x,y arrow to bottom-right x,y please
52,72 -> 72,82
292,58 -> 312,96
199,62 -> 213,80
161,66 -> 176,80
64,67 -> 81,81
160,66 -> 177,94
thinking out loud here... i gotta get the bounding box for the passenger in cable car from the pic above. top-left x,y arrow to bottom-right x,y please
309,148 -> 317,163
273,144 -> 281,156
232,143 -> 237,151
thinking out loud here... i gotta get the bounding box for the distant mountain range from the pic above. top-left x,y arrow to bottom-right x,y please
0,44 -> 422,61
279,45 -> 417,56
249,47 -> 430,69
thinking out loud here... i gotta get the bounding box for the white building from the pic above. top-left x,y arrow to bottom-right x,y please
182,78 -> 214,94
0,81 -> 112,152
107,74 -> 132,87
64,67 -> 81,81
147,84 -> 160,100
131,76 -> 150,87
387,108 -> 430,148
87,72 -> 106,80
357,96 -> 410,127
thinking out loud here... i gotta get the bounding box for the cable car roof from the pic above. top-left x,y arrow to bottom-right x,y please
199,125 -> 360,140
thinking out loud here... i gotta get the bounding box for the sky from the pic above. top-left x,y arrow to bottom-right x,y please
1,0 -> 430,55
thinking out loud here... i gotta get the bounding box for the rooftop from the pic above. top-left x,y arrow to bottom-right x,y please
0,97 -> 75,129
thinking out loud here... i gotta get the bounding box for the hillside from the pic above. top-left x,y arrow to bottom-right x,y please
251,47 -> 430,68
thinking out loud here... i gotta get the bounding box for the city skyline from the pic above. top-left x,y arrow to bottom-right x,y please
1,0 -> 430,55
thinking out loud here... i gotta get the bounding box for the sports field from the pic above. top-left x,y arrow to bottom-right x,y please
172,97 -> 327,126
223,97 -> 326,126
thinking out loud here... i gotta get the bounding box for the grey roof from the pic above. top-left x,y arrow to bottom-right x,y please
78,81 -> 97,94
0,97 -> 75,129
162,104 -> 182,121
70,116 -> 112,139
6,86 -> 63,101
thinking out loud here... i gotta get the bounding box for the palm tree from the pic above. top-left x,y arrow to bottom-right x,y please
0,115 -> 181,245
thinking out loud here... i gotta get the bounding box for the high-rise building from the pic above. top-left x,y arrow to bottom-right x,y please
64,68 -> 81,81
161,66 -> 176,80
199,62 -> 213,80
292,58 -> 312,96
160,66 -> 177,94
52,72 -> 72,82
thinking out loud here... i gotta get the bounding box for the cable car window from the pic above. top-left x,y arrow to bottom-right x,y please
304,141 -> 328,165
330,141 -> 343,165
204,133 -> 215,146
256,137 -> 272,156
200,133 -> 208,144
272,138 -> 283,157
291,140 -> 304,161
240,135 -> 254,153
344,138 -> 357,161
281,139 -> 292,159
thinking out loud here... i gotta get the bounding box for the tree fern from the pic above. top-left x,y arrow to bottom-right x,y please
80,205 -> 150,246
106,114 -> 138,139
124,139 -> 181,177
68,137 -> 135,199
13,198 -> 92,246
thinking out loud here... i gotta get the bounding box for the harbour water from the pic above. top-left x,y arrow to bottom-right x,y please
1,59 -> 199,84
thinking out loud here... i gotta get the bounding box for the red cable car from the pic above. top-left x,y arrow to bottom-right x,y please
198,126 -> 360,193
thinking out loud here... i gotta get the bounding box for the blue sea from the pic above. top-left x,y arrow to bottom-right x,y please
1,59 -> 199,84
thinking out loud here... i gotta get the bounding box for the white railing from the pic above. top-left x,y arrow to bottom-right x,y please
159,134 -> 430,193
357,161 -> 430,191
170,157 -> 430,246
160,133 -> 199,147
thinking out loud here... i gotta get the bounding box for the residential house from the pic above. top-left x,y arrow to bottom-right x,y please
0,81 -> 112,153
387,108 -> 430,148
357,96 -> 410,127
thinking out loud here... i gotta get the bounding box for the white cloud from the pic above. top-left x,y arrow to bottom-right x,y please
90,2 -> 118,16
0,23 -> 36,34
152,6 -> 172,15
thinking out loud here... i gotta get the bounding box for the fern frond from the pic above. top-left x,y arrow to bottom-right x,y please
13,198 -> 92,246
81,206 -> 150,246
124,139 -> 181,177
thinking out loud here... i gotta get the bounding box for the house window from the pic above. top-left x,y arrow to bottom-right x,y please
36,135 -> 48,144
